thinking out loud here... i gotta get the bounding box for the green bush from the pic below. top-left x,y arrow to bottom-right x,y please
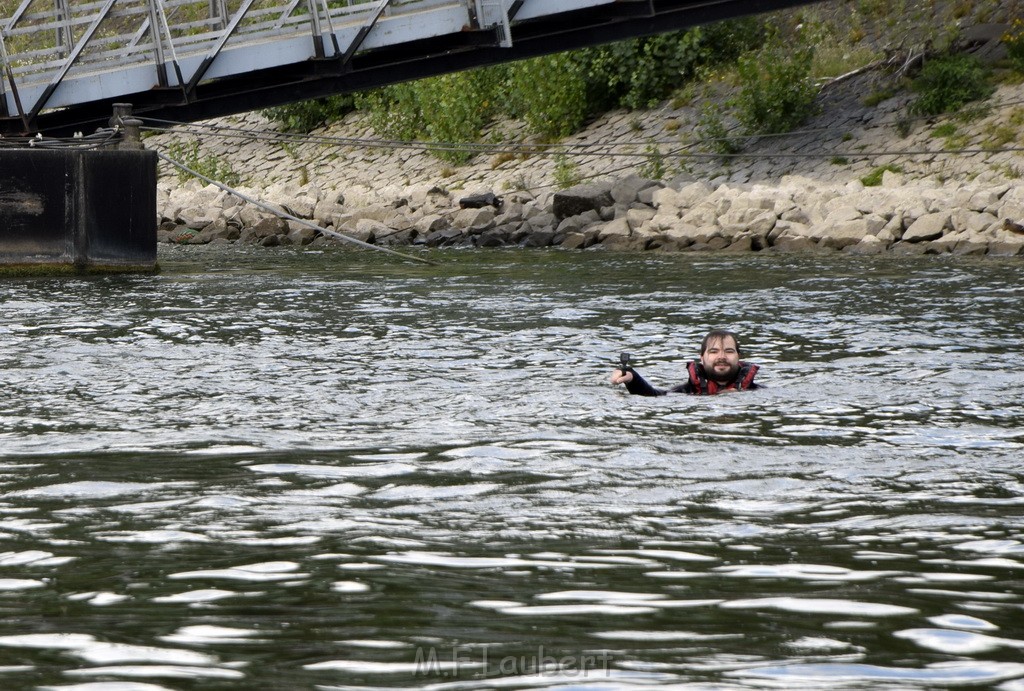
357,69 -> 499,163
1003,18 -> 1024,71
506,54 -> 589,138
553,155 -> 581,189
582,19 -> 764,110
697,102 -> 741,155
261,95 -> 355,133
166,140 -> 240,186
734,44 -> 818,134
349,18 -> 773,161
356,82 -> 425,142
416,70 -> 497,163
638,140 -> 667,179
909,52 -> 994,116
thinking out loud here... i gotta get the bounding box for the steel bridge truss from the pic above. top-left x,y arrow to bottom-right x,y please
0,0 -> 823,136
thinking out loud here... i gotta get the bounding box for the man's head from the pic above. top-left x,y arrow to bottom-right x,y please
700,329 -> 741,384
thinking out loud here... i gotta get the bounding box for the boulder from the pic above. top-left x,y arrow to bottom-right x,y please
560,230 -> 597,250
769,220 -> 812,243
645,212 -> 683,232
779,208 -> 813,225
637,185 -> 661,205
602,234 -> 648,251
236,205 -> 270,228
407,183 -> 451,209
611,175 -> 658,205
845,235 -> 888,255
552,182 -> 614,220
902,212 -> 951,242
377,228 -> 417,246
415,214 -> 448,234
199,219 -> 240,243
425,227 -> 465,247
951,210 -> 998,234
597,217 -> 632,242
288,227 -> 319,246
177,208 -> 220,230
680,205 -> 718,227
476,228 -> 510,248
354,218 -> 389,242
253,217 -> 288,239
772,235 -> 820,253
952,237 -> 989,255
651,186 -> 681,211
625,207 -> 657,229
968,185 -> 1009,212
988,229 -> 1024,256
723,235 -> 754,252
281,196 -> 316,219
997,202 -> 1024,223
689,236 -> 730,251
522,229 -> 556,247
452,207 -> 496,229
662,222 -> 702,244
314,197 -> 345,225
557,210 -> 601,235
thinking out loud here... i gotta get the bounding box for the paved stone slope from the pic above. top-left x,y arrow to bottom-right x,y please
147,37 -> 1024,257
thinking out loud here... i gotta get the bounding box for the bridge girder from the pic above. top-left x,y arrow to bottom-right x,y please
0,0 -> 827,137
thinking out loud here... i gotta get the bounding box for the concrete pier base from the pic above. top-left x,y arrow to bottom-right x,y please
0,148 -> 157,274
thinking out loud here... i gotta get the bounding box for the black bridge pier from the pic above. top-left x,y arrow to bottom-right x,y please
0,105 -> 157,275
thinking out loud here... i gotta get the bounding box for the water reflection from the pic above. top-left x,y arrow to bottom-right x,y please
0,248 -> 1022,689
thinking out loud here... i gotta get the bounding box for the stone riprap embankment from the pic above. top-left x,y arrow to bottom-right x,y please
151,62 -> 1024,257
158,171 -> 1024,256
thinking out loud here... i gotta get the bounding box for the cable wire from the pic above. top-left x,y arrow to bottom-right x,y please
157,151 -> 438,266
140,107 -> 1024,165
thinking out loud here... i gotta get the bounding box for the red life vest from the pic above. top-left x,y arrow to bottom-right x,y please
686,360 -> 759,395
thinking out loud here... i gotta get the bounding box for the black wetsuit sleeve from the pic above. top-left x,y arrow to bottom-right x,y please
624,369 -> 666,397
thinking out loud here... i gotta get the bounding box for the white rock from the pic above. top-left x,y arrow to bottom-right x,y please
626,207 -> 656,230
951,210 -> 999,234
597,217 -> 631,240
903,212 -> 951,242
651,187 -> 681,210
452,207 -> 495,229
663,222 -> 702,242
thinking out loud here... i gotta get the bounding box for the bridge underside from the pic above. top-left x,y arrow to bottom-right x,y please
1,0 -> 826,137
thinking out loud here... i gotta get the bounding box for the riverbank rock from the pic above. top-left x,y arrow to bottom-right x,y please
149,41 -> 1024,258
154,172 -> 1024,257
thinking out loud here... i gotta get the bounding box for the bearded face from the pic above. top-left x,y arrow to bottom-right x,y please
700,336 -> 740,384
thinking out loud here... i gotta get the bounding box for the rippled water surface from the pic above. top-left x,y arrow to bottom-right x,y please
1,246 -> 1023,691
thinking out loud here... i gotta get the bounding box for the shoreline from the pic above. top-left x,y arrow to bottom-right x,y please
149,66 -> 1024,259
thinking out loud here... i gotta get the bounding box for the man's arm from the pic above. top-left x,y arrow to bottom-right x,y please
611,368 -> 667,396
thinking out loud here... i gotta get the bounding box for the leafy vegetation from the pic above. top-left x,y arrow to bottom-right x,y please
579,19 -> 763,110
553,155 -> 581,189
166,140 -> 241,186
260,18 -> 767,162
696,101 -> 741,156
734,43 -> 819,134
241,0 -> 1009,167
861,164 -> 903,186
1003,18 -> 1024,71
504,54 -> 589,138
262,95 -> 355,133
909,53 -> 994,116
638,140 -> 667,180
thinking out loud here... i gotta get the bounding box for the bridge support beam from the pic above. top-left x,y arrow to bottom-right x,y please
0,145 -> 157,275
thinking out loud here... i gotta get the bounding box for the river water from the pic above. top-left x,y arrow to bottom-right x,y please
1,246 -> 1022,691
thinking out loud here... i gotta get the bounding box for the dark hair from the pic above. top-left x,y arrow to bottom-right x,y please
701,329 -> 741,356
